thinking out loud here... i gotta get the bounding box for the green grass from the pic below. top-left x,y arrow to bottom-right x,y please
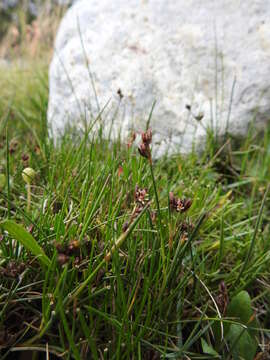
0,65 -> 270,360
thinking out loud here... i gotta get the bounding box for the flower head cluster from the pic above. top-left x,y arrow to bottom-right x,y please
122,185 -> 150,232
135,184 -> 149,206
55,240 -> 80,266
216,281 -> 229,315
138,129 -> 152,161
169,192 -> 192,213
1,260 -> 25,278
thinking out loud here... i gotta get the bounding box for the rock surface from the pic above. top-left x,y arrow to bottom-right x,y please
48,0 -> 270,155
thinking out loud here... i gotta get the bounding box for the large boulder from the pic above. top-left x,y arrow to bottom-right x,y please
48,0 -> 270,155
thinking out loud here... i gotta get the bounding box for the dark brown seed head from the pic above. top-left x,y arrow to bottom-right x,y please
67,240 -> 80,254
194,112 -> 204,121
169,192 -> 178,210
141,128 -> 152,145
21,153 -> 29,162
58,253 -> 69,266
134,205 -> 144,216
138,129 -> 152,160
122,221 -> 129,232
9,140 -> 18,154
117,88 -> 124,99
17,262 -> 26,273
2,261 -> 25,278
169,192 -> 192,213
54,241 -> 64,253
135,185 -> 148,205
180,198 -> 192,213
138,142 -> 151,159
219,280 -> 227,294
52,201 -> 62,214
74,257 -> 81,266
216,280 -> 229,315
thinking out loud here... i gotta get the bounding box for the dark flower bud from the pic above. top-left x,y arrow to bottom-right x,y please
183,198 -> 192,212
117,88 -> 124,99
194,112 -> 204,121
67,240 -> 80,254
138,129 -> 152,160
54,241 -> 64,253
169,192 -> 192,213
141,128 -> 152,145
138,142 -> 151,159
58,253 -> 69,266
21,153 -> 29,162
122,221 -> 129,232
135,185 -> 149,205
74,257 -> 80,266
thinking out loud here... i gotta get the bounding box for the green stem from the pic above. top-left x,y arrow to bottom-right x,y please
149,159 -> 166,277
27,184 -> 31,212
234,185 -> 269,289
6,126 -> 10,219
67,203 -> 149,304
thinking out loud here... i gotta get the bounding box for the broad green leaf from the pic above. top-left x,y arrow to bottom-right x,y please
0,220 -> 51,267
227,291 -> 253,324
227,324 -> 257,360
225,291 -> 258,360
201,338 -> 220,357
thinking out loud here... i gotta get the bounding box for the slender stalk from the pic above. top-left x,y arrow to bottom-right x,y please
27,184 -> 31,212
149,159 -> 166,277
234,185 -> 269,288
6,126 -> 10,219
67,203 -> 149,304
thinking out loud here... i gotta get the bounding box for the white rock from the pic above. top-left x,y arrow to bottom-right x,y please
48,0 -> 270,156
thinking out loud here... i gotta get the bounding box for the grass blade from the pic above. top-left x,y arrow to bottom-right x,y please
234,185 -> 269,288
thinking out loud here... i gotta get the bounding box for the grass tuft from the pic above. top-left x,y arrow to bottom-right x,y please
0,45 -> 270,360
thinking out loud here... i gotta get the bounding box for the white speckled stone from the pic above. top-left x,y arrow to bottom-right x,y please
48,0 -> 270,156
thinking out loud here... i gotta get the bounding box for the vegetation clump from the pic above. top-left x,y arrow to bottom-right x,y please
0,8 -> 270,359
